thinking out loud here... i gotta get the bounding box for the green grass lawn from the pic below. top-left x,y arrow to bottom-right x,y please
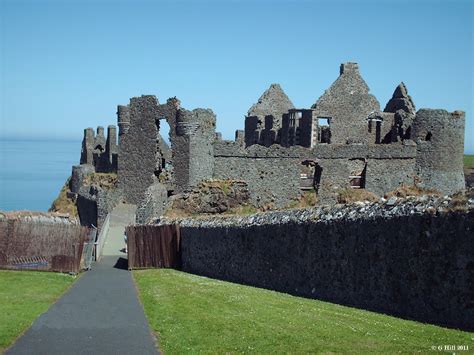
134,269 -> 473,354
0,270 -> 76,352
464,155 -> 474,169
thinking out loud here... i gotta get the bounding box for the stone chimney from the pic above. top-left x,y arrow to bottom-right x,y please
340,62 -> 359,75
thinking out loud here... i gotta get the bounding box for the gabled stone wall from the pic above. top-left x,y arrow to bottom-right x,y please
311,62 -> 380,144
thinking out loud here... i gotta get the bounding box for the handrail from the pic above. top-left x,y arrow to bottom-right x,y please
95,214 -> 111,262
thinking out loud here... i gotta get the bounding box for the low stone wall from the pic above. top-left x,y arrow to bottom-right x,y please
162,197 -> 474,330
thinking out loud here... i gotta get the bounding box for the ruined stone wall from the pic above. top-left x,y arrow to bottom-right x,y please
172,206 -> 474,330
365,158 -> 415,195
214,141 -> 417,205
76,184 -> 122,229
312,63 -> 380,144
412,109 -> 465,195
80,126 -> 117,173
213,142 -> 302,208
245,84 -> 295,147
118,96 -> 160,205
314,144 -> 416,202
70,164 -> 95,194
135,183 -> 168,224
117,95 -> 178,205
173,108 -> 216,193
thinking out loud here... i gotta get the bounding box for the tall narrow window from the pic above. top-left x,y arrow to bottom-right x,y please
318,117 -> 331,144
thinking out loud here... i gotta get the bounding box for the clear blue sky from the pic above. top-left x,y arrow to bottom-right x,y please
1,0 -> 473,152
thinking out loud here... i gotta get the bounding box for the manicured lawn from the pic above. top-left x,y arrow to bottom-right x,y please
133,270 -> 473,354
464,155 -> 474,169
0,270 -> 76,352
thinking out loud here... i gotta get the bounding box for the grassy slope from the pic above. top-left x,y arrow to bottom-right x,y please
464,155 -> 474,169
0,270 -> 76,352
134,269 -> 473,354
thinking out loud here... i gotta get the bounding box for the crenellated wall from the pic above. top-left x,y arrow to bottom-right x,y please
80,126 -> 118,173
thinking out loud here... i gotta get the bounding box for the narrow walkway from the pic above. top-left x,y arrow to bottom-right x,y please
102,203 -> 137,256
7,204 -> 157,355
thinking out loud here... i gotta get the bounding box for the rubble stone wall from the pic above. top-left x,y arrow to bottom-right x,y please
213,142 -> 302,208
135,183 -> 168,224
213,141 -> 417,206
312,63 -> 380,144
412,109 -> 465,194
172,204 -> 474,330
118,96 -> 161,205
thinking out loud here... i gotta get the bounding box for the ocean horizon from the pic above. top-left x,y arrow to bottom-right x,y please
0,138 -> 81,212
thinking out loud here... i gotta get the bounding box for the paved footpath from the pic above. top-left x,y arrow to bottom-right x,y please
7,204 -> 158,355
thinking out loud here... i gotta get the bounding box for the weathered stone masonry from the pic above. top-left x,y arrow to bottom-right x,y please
171,206 -> 474,331
67,62 -> 466,225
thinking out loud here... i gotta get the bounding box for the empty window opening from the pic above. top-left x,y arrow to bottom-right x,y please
349,159 -> 367,189
159,117 -> 171,145
318,118 -> 330,126
314,164 -> 323,193
319,126 -> 331,144
300,160 -> 317,191
425,132 -> 432,141
94,144 -> 104,152
375,121 -> 382,144
317,117 -> 331,144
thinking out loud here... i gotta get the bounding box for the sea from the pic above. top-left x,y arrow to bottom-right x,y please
0,139 -> 81,212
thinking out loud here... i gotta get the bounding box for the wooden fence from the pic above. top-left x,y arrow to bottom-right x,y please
0,215 -> 89,273
126,224 -> 181,269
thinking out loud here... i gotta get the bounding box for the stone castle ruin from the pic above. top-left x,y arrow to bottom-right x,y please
68,62 -> 466,227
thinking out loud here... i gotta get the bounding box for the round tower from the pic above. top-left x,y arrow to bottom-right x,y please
117,105 -> 131,137
412,109 -> 465,194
